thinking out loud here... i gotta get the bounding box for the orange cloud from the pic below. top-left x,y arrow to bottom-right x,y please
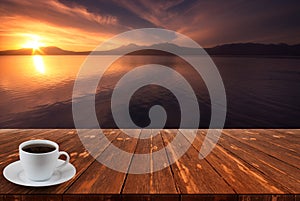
0,0 -> 128,51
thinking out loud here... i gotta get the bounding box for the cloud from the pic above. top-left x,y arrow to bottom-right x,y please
111,0 -> 184,27
0,0 -> 130,50
0,0 -> 299,51
0,0 -> 122,31
108,0 -> 300,47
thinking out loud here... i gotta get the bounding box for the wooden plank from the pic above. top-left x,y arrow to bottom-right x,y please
0,195 -> 21,201
242,129 -> 299,153
215,130 -> 300,193
271,129 -> 300,139
182,194 -> 237,201
238,195 -> 272,201
122,194 -> 180,201
21,195 -> 62,201
251,129 -> 300,146
0,129 -> 27,145
66,129 -> 139,194
270,195 -> 296,201
222,129 -> 300,169
0,129 -> 19,134
0,129 -> 27,136
63,195 -> 121,201
184,129 -> 287,193
122,129 -> 178,194
238,195 -> 295,201
161,129 -> 234,193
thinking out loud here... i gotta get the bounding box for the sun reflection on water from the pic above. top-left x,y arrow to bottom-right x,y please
33,55 -> 45,74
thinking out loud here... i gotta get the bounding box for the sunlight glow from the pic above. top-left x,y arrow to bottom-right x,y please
22,35 -> 45,50
33,55 -> 45,74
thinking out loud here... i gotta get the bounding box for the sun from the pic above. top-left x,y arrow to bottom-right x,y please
22,35 -> 45,50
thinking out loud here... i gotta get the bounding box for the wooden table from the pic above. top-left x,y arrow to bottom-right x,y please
0,129 -> 299,201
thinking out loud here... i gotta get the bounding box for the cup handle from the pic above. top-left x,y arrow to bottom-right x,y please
56,151 -> 70,169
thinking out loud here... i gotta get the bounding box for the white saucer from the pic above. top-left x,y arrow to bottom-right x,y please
3,159 -> 76,187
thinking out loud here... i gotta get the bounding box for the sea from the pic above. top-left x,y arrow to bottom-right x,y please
0,55 -> 299,128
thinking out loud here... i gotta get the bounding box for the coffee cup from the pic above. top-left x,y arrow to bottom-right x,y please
19,139 -> 70,181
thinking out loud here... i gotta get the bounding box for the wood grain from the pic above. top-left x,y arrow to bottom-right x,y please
122,129 -> 178,194
222,129 -> 300,168
187,129 -> 298,193
66,129 -> 137,193
161,129 -> 234,193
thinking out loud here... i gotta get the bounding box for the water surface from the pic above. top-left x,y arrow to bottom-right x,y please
0,55 -> 299,128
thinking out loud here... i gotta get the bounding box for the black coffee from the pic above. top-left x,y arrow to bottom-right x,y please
22,144 -> 56,153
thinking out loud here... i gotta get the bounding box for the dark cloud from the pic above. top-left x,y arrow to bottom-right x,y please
62,0 -> 298,46
58,0 -> 157,28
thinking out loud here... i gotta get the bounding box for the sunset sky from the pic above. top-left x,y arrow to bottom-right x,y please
0,0 -> 300,51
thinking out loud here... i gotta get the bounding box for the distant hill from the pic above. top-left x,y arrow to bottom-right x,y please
0,46 -> 85,55
91,43 -> 202,55
206,43 -> 300,56
1,43 -> 300,56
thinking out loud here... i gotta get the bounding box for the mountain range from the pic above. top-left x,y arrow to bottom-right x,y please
1,43 -> 300,56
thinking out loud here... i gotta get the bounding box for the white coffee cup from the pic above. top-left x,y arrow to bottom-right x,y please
19,139 -> 70,181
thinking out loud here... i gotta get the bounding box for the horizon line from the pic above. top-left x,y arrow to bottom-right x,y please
1,42 -> 300,53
